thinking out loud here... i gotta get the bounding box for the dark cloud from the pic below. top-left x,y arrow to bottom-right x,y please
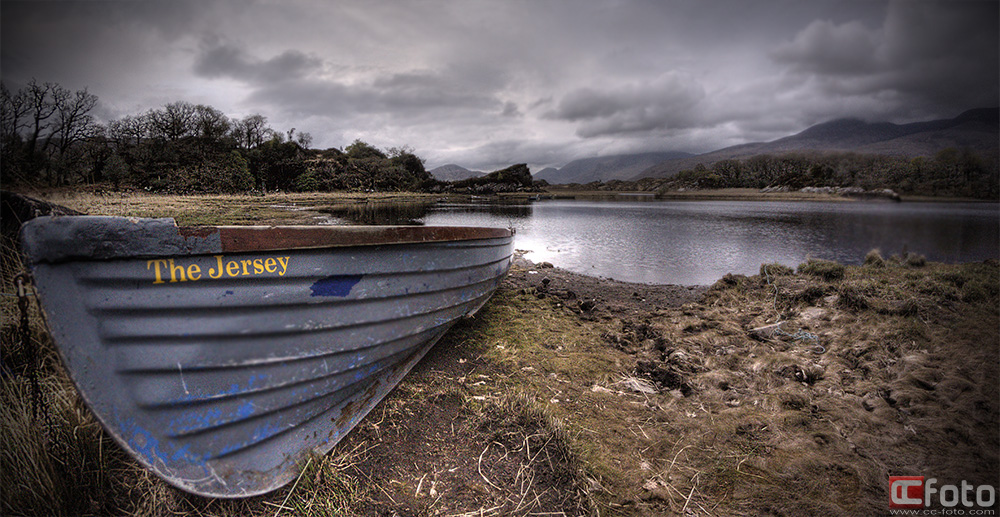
194,41 -> 322,84
545,74 -> 707,137
500,102 -> 521,117
771,20 -> 879,76
245,68 -> 504,120
771,0 -> 999,119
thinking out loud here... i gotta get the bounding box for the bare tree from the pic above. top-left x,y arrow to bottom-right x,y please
24,80 -> 60,156
107,113 -> 150,150
295,131 -> 313,149
149,101 -> 197,141
52,87 -> 99,157
231,114 -> 269,149
0,83 -> 30,142
193,104 -> 231,142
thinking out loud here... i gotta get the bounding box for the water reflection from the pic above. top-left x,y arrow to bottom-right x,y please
320,198 -> 533,225
320,200 -> 436,225
426,199 -> 999,285
429,201 -> 533,219
319,198 -> 998,285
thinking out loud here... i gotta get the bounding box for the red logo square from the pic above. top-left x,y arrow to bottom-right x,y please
890,476 -> 925,509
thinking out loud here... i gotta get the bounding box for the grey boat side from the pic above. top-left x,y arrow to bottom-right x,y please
20,216 -> 514,497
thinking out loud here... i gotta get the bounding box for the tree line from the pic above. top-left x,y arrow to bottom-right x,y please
667,149 -> 999,199
1,80 -> 435,193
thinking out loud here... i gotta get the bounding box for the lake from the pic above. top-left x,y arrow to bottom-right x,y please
328,198 -> 999,285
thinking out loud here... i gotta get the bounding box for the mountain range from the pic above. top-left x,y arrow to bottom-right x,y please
431,108 -> 997,185
428,164 -> 485,182
636,107 -> 999,180
532,151 -> 694,184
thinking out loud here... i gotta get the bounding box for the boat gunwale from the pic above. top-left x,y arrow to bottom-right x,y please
204,224 -> 513,253
21,215 -> 513,265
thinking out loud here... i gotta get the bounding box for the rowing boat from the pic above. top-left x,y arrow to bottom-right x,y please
19,215 -> 513,497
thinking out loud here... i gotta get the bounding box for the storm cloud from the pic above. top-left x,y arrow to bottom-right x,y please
2,0 -> 996,171
194,42 -> 323,84
772,1 -> 999,116
546,73 -> 707,137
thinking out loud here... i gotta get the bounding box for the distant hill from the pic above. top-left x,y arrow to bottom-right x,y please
446,163 -> 538,194
534,151 -> 694,184
636,108 -> 1000,179
534,167 -> 559,180
428,164 -> 485,182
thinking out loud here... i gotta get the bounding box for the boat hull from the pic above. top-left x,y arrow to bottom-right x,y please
20,216 -> 513,497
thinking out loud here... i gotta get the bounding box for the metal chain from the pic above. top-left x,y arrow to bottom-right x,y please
15,272 -> 43,420
762,267 -> 826,354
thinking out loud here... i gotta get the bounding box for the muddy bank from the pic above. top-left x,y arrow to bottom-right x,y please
331,255 -> 997,516
506,253 -> 707,318
490,256 -> 999,515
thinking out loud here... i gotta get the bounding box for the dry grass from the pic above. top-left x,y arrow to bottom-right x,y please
448,257 -> 998,515
24,189 -> 441,226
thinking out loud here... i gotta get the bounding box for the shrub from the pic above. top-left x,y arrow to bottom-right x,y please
294,169 -> 322,192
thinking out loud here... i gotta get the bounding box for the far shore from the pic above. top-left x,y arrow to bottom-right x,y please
526,186 -> 997,203
12,185 -> 997,209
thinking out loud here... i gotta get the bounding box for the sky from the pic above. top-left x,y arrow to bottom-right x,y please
2,0 -> 997,172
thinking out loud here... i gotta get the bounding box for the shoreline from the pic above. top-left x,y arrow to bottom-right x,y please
15,185 -> 996,208
350,253 -> 998,514
534,187 -> 998,203
3,201 -> 997,514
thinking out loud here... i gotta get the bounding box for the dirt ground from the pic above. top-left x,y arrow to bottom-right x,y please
322,254 -> 999,516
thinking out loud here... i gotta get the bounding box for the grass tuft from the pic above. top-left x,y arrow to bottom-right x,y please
760,262 -> 794,277
863,249 -> 885,268
798,258 -> 846,281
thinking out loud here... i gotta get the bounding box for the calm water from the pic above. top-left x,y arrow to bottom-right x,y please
333,199 -> 1000,285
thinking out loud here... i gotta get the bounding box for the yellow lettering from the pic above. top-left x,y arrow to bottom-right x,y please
152,255 -> 289,285
209,255 -> 224,279
168,259 -> 187,282
147,259 -> 168,284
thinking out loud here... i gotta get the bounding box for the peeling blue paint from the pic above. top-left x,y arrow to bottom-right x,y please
236,401 -> 255,420
169,407 -> 223,435
310,274 -> 363,297
217,421 -> 285,457
114,410 -> 207,470
177,372 -> 269,403
353,363 -> 381,382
